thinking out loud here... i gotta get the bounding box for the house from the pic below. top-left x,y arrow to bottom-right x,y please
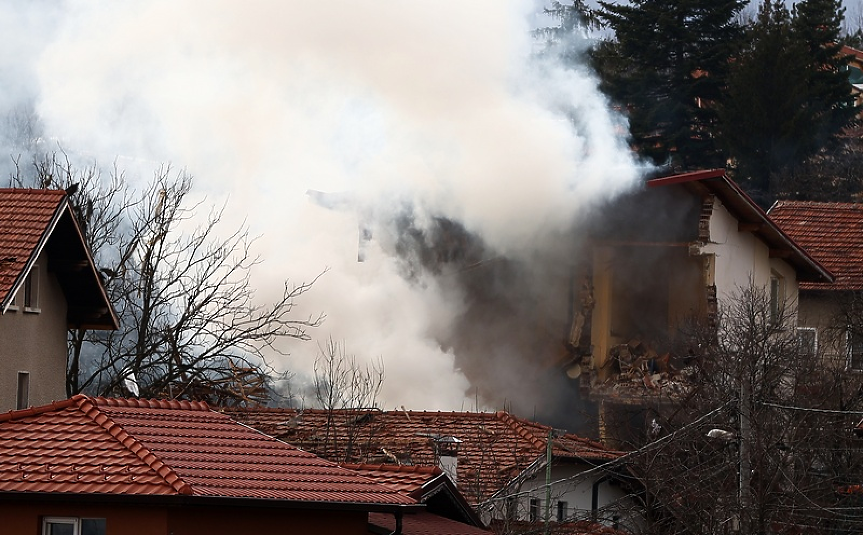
565,169 -> 832,445
768,201 -> 863,370
0,189 -> 118,411
352,464 -> 490,534
0,395 -> 419,535
842,45 -> 863,109
221,407 -> 640,532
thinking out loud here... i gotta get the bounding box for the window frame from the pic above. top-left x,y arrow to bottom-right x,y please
769,272 -> 784,324
529,497 -> 541,522
42,517 -> 79,535
42,517 -> 105,535
16,371 -> 29,410
847,329 -> 863,371
796,327 -> 817,358
23,264 -> 41,313
556,500 -> 568,522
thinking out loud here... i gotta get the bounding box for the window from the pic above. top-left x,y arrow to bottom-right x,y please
16,372 -> 29,410
557,500 -> 568,522
529,498 -> 541,522
42,517 -> 105,535
848,330 -> 863,371
43,518 -> 77,535
769,273 -> 784,324
23,265 -> 40,313
797,328 -> 817,358
505,496 -> 517,521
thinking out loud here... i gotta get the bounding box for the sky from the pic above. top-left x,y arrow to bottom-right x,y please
3,0 -> 810,413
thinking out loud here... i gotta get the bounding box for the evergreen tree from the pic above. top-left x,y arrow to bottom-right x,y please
719,0 -> 810,204
592,0 -> 746,171
721,0 -> 859,205
792,0 -> 859,151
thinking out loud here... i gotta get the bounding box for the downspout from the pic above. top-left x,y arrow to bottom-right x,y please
387,510 -> 403,535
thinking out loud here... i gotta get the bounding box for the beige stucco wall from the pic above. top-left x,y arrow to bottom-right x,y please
0,249 -> 68,411
798,292 -> 848,369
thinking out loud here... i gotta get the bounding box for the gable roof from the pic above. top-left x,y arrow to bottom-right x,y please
768,201 -> 863,291
221,407 -> 621,505
347,463 -> 484,528
0,188 -> 118,329
0,395 -> 415,510
647,170 -> 833,284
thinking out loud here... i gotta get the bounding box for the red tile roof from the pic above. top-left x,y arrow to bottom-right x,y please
369,511 -> 490,535
769,201 -> 863,291
0,189 -> 66,306
344,463 -> 442,496
222,408 -> 621,504
0,395 -> 415,507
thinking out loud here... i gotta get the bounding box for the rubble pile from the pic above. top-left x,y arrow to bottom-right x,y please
602,339 -> 696,398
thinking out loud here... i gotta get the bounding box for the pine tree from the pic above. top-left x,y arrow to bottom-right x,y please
719,0 -> 810,204
792,0 -> 859,151
592,0 -> 746,171
720,0 -> 860,205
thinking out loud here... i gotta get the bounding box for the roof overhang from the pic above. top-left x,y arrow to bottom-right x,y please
647,169 -> 834,284
0,490 -> 425,514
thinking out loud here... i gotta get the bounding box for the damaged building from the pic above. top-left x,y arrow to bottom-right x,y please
310,168 -> 832,447
567,169 -> 832,447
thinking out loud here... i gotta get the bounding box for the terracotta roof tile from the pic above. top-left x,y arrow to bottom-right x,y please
222,408 -> 622,504
343,463 -> 442,495
0,188 -> 66,304
0,396 -> 415,506
769,201 -> 863,291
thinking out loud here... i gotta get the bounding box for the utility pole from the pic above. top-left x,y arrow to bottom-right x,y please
544,429 -> 553,535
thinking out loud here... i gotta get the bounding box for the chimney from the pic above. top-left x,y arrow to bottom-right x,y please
431,435 -> 462,484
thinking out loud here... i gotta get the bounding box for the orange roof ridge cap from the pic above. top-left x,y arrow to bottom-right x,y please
343,463 -> 441,474
93,396 -> 210,411
494,411 -> 546,451
74,395 -> 194,495
0,396 -> 80,423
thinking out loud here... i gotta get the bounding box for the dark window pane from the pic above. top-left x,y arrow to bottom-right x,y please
46,522 -> 75,535
82,519 -> 106,535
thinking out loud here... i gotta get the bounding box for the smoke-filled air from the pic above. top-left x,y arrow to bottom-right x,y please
2,1 -> 642,418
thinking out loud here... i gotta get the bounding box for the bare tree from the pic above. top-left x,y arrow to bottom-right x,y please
629,284 -> 863,534
13,153 -> 324,403
313,337 -> 384,462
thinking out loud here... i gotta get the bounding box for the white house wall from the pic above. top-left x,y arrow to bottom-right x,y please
703,197 -> 798,307
495,462 -> 644,532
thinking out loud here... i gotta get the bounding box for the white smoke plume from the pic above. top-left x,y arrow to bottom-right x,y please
2,1 -> 640,414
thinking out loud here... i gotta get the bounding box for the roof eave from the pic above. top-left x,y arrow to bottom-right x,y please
648,169 -> 834,284
0,491 -> 425,513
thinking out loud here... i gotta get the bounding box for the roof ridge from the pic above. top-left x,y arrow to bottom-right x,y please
0,188 -> 66,194
343,463 -> 442,475
0,397 -> 79,423
73,395 -> 193,495
93,396 -> 210,411
494,411 -> 546,451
